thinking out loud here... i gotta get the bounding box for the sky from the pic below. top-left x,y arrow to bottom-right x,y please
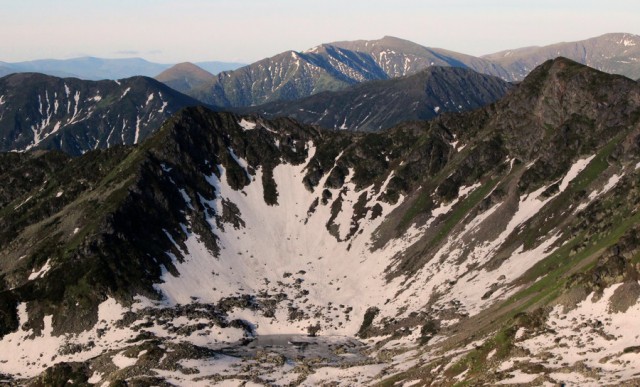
1,0 -> 639,64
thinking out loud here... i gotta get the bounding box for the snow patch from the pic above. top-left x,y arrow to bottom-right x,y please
112,350 -> 143,369
238,118 -> 256,130
28,260 -> 52,280
558,155 -> 595,191
520,282 -> 640,384
134,115 -> 141,144
120,87 -> 131,99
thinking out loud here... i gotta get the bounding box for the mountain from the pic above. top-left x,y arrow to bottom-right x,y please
0,62 -> 19,78
0,73 -> 205,155
155,62 -> 215,95
484,32 -> 640,80
0,57 -> 246,81
1,58 -> 640,385
242,66 -> 513,131
3,57 -> 171,80
329,35 -> 511,79
197,36 -> 514,107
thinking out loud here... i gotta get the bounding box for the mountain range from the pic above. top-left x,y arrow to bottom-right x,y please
1,58 -> 640,385
192,36 -> 513,107
0,65 -> 511,155
484,32 -> 640,80
240,66 -> 513,131
0,57 -> 245,80
172,33 -> 640,109
0,73 -> 205,155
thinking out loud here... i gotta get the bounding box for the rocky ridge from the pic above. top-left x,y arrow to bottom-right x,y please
0,58 -> 640,385
0,73 -> 204,155
241,66 -> 513,132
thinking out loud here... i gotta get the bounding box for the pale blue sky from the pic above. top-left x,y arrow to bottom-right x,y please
1,0 -> 639,63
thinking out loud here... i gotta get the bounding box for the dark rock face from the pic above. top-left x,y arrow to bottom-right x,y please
0,73 -> 204,155
239,66 -> 513,132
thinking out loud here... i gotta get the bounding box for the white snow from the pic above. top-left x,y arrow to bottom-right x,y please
377,155 -> 593,319
145,93 -> 154,106
426,183 -> 481,228
621,38 -> 637,47
238,118 -> 256,130
576,173 -> 623,213
589,173 -> 622,200
155,141 -> 406,334
520,282 -> 640,384
178,189 -> 194,210
434,106 -> 441,113
496,370 -> 540,384
0,298 -> 137,378
112,349 -> 146,369
158,101 -> 168,113
134,115 -> 141,144
301,364 -> 386,386
14,195 -> 33,210
56,191 -> 63,198
120,87 -> 131,99
558,155 -> 595,191
88,371 -> 103,384
28,260 -> 52,280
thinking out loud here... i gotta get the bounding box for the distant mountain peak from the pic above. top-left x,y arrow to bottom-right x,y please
156,62 -> 214,80
484,32 -> 640,81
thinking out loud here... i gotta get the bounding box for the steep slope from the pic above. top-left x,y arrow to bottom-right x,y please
197,36 -> 513,107
330,35 -> 511,79
155,62 -> 216,95
1,58 -> 640,385
0,73 -> 205,155
484,32 -> 640,80
242,66 -> 513,131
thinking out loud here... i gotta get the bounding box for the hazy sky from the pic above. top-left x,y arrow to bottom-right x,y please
2,0 -> 639,63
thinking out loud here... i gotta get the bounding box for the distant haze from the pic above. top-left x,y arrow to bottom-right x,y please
1,0 -> 639,63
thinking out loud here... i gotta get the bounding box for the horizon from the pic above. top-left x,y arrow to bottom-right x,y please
1,31 -> 638,66
1,0 -> 639,63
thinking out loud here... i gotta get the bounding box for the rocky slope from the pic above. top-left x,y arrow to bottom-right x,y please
1,58 -> 640,385
329,36 -> 510,79
484,32 -> 640,81
241,66 -> 513,131
155,62 -> 216,95
195,36 -> 514,107
0,73 -> 204,155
